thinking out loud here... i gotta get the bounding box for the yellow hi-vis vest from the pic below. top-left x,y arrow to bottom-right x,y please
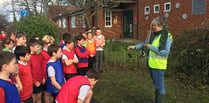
148,33 -> 173,70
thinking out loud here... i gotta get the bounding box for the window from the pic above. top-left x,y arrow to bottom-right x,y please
154,4 -> 160,13
144,6 -> 150,15
192,0 -> 206,14
62,18 -> 66,28
83,15 -> 86,28
164,2 -> 171,12
58,19 -> 61,28
105,10 -> 112,27
71,16 -> 76,28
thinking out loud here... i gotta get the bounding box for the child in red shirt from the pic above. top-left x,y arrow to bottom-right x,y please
28,39 -> 45,103
12,32 -> 27,53
0,31 -> 8,42
14,46 -> 33,103
56,69 -> 100,103
60,32 -> 72,49
75,35 -> 90,75
0,51 -> 21,103
62,38 -> 78,80
40,35 -> 55,103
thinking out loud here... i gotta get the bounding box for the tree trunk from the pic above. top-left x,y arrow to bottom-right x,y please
24,0 -> 31,15
84,11 -> 91,28
12,0 -> 16,22
33,0 -> 38,15
43,0 -> 48,17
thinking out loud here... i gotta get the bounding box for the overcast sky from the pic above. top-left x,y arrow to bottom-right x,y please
0,0 -> 11,8
0,0 -> 21,22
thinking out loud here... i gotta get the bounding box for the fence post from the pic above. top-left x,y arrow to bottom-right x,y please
114,48 -> 117,69
105,45 -> 108,71
120,46 -> 123,67
124,47 -> 126,69
130,50 -> 132,70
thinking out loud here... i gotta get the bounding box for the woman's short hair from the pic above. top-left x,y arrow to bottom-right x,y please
151,17 -> 167,28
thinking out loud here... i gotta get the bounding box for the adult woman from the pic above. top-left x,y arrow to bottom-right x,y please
128,17 -> 173,103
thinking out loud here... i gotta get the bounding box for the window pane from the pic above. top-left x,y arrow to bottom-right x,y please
145,6 -> 150,14
106,12 -> 110,16
106,22 -> 110,26
71,16 -> 76,28
105,10 -> 112,27
59,19 -> 61,28
155,6 -> 159,11
192,0 -> 205,14
63,18 -> 66,28
166,4 -> 170,10
146,8 -> 149,12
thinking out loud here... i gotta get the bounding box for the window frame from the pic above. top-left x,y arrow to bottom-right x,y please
144,6 -> 150,15
154,4 -> 160,14
164,2 -> 171,12
58,19 -> 61,28
71,16 -> 76,28
62,18 -> 66,28
105,10 -> 112,27
83,15 -> 86,28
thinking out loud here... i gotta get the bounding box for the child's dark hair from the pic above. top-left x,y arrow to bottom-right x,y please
47,44 -> 61,56
14,46 -> 29,60
86,69 -> 100,80
96,27 -> 101,31
28,38 -> 41,47
85,28 -> 91,32
62,32 -> 72,41
16,32 -> 27,39
76,34 -> 85,41
0,51 -> 16,71
31,35 -> 40,40
1,37 -> 14,48
65,39 -> 74,45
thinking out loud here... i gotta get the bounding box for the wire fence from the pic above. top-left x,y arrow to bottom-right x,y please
103,42 -> 148,72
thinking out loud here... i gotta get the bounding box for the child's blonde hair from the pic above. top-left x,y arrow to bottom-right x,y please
42,35 -> 55,44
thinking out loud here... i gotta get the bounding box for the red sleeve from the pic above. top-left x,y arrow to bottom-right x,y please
75,47 -> 90,58
0,87 -> 5,103
60,40 -> 64,45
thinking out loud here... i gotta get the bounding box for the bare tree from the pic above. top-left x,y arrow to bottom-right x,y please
67,0 -> 104,28
32,0 -> 38,15
42,0 -> 48,16
11,0 -> 17,22
24,0 -> 31,14
0,14 -> 9,31
67,0 -> 114,28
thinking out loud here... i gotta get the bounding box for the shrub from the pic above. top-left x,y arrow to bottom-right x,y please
170,27 -> 209,86
15,16 -> 62,42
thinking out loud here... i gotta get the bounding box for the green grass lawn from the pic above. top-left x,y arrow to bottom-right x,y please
93,70 -> 209,103
91,41 -> 209,103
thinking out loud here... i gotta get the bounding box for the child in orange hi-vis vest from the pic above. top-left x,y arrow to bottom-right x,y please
86,32 -> 96,69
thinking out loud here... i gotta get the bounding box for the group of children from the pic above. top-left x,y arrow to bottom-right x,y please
0,28 -> 104,103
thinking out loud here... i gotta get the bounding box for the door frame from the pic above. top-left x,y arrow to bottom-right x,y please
123,9 -> 134,38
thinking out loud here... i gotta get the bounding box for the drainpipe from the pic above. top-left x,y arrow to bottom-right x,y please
136,0 -> 139,39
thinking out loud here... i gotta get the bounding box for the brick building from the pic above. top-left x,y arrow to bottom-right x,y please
48,0 -> 209,40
